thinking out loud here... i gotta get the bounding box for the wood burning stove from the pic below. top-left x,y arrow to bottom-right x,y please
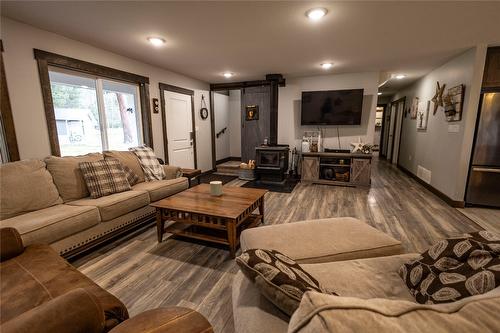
255,145 -> 290,183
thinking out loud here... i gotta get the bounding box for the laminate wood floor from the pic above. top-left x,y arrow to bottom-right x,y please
73,157 -> 484,333
457,207 -> 500,234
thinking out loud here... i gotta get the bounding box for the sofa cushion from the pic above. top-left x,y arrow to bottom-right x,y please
67,190 -> 149,221
132,177 -> 188,202
0,205 -> 100,246
236,249 -> 332,316
287,288 -> 500,333
0,159 -> 62,220
240,217 -> 404,264
232,271 -> 289,333
399,231 -> 500,304
0,244 -> 128,330
104,150 -> 145,183
45,153 -> 103,202
302,254 -> 420,302
79,159 -> 131,198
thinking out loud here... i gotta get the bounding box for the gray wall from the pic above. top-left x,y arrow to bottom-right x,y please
391,46 -> 487,201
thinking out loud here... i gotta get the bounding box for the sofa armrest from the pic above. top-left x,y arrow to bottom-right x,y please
0,227 -> 24,262
1,288 -> 105,333
163,165 -> 182,179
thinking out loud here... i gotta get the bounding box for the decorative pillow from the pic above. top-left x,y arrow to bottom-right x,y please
123,164 -> 140,186
399,231 -> 500,304
236,249 -> 337,316
79,159 -> 131,199
129,146 -> 165,181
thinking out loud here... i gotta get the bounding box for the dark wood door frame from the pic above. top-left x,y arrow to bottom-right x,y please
377,103 -> 387,158
209,74 -> 284,169
0,40 -> 20,162
392,97 -> 406,166
159,83 -> 197,168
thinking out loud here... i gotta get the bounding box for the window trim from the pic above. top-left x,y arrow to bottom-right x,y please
35,49 -> 152,156
1,40 -> 20,162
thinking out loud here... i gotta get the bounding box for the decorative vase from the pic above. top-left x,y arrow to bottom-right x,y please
210,181 -> 223,196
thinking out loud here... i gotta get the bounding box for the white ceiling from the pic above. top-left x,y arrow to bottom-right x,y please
2,1 -> 500,88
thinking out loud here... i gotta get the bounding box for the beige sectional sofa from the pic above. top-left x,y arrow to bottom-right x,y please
0,151 -> 188,258
233,218 -> 500,333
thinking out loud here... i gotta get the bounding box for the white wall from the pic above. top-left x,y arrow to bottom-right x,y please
1,18 -> 213,171
214,92 -> 230,161
391,46 -> 487,201
278,72 -> 379,150
228,90 -> 241,158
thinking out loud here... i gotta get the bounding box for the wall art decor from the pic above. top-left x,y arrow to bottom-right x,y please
245,105 -> 259,121
410,97 -> 419,119
431,81 -> 446,114
417,101 -> 430,130
443,84 -> 465,122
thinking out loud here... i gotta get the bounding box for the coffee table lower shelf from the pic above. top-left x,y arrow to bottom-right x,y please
160,214 -> 262,257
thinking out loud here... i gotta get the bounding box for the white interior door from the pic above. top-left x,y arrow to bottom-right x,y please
164,90 -> 194,168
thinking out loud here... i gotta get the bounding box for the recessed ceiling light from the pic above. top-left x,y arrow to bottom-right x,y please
395,74 -> 406,80
321,63 -> 333,70
306,8 -> 328,21
147,37 -> 166,47
223,72 -> 234,78
377,92 -> 382,96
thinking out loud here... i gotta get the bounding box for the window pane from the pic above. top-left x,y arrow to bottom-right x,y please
102,80 -> 142,151
49,70 -> 102,156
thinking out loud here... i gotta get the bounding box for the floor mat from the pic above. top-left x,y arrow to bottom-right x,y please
199,173 -> 238,185
241,178 -> 299,193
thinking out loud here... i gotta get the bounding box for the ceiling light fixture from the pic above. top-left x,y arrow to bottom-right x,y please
377,92 -> 382,96
321,63 -> 333,70
395,74 -> 406,80
223,72 -> 234,78
306,8 -> 328,21
147,37 -> 166,47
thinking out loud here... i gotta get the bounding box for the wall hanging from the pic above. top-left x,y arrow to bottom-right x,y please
443,84 -> 465,122
431,81 -> 446,114
245,105 -> 259,121
417,101 -> 430,131
410,97 -> 419,119
200,94 -> 209,120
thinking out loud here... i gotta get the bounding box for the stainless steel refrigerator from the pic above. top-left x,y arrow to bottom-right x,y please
466,91 -> 500,207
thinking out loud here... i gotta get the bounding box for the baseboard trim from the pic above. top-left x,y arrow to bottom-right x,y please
397,165 -> 465,208
216,156 -> 241,164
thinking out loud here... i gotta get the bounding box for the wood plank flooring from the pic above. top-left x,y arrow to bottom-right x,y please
457,207 -> 500,234
73,157 -> 484,333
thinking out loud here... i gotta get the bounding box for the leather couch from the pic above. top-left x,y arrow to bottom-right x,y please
0,228 -> 214,333
0,150 -> 188,258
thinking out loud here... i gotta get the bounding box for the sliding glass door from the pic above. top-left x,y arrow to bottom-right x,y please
48,68 -> 142,156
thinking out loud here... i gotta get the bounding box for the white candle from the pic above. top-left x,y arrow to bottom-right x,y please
210,181 -> 223,196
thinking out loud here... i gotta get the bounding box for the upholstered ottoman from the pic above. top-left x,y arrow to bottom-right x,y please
240,217 -> 404,264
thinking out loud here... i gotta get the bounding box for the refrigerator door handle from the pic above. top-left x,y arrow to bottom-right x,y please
472,167 -> 500,173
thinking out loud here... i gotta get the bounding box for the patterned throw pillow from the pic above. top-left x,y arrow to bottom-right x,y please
79,159 -> 131,199
129,146 -> 165,181
236,249 -> 337,316
123,165 -> 140,186
399,231 -> 500,304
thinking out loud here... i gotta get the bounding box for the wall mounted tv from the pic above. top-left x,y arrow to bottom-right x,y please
301,89 -> 364,125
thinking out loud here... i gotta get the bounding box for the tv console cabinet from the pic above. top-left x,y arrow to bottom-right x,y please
300,152 -> 372,187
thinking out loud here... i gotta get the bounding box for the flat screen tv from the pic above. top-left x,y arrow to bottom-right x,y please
301,89 -> 364,125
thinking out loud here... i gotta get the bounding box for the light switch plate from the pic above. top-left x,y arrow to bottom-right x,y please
448,124 -> 460,133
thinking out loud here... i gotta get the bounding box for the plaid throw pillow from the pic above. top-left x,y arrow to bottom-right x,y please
129,146 -> 165,181
123,165 -> 140,186
79,159 -> 131,199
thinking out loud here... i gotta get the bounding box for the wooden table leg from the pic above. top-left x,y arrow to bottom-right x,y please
227,220 -> 237,258
259,198 -> 265,224
156,209 -> 165,242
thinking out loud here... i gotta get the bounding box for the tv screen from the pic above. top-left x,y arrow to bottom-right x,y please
301,89 -> 364,125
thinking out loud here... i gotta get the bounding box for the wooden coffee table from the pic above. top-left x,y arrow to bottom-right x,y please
151,184 -> 267,257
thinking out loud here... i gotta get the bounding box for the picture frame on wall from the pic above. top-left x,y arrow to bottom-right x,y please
245,105 -> 259,121
410,97 -> 419,119
444,84 -> 465,122
417,101 -> 430,131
